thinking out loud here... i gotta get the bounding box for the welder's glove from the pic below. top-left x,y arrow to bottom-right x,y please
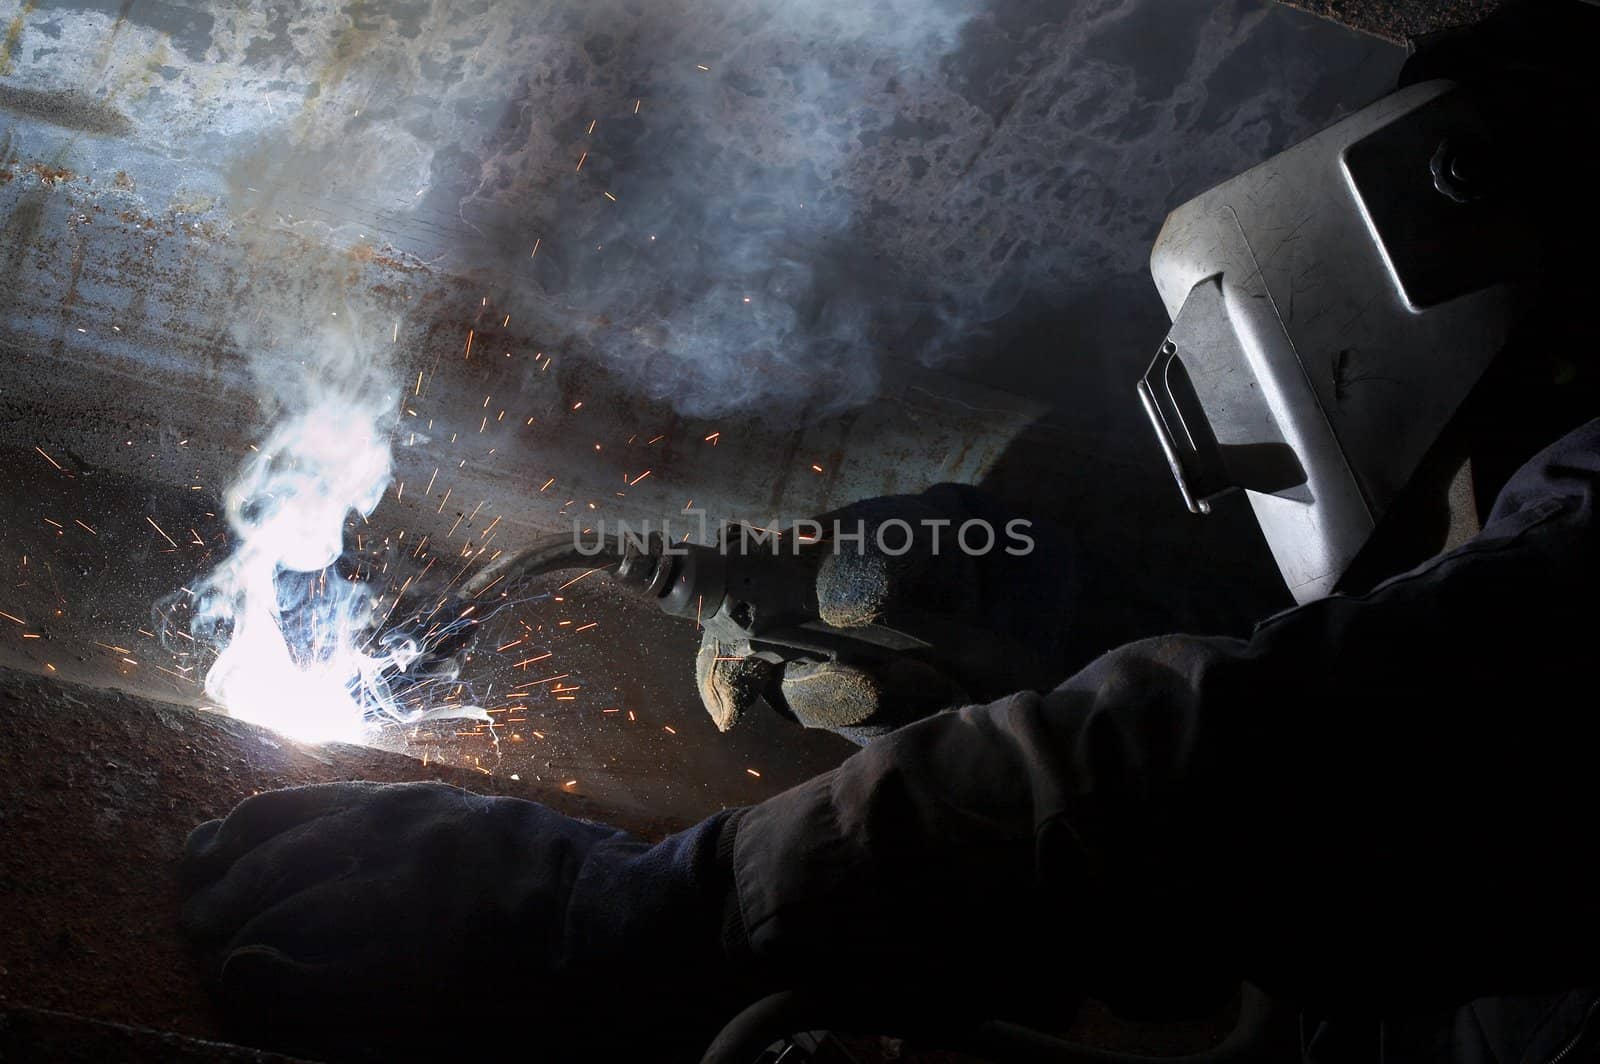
182,781 -> 752,1062
696,484 -> 1081,744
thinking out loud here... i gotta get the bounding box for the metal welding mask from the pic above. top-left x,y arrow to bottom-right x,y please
1138,78 -> 1535,604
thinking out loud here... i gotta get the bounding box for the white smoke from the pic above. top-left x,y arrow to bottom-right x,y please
174,312 -> 486,744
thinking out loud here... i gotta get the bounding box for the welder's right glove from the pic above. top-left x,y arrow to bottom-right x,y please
696,484 -> 1083,744
182,781 -> 755,1062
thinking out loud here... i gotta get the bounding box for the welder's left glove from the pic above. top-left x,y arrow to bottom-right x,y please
696,484 -> 1087,744
182,781 -> 753,1062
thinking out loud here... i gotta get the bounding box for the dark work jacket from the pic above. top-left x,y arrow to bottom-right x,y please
711,419 -> 1600,1062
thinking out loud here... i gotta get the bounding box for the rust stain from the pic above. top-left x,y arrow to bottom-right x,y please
0,168 -> 12,186
0,0 -> 36,79
26,163 -> 74,186
346,241 -> 430,274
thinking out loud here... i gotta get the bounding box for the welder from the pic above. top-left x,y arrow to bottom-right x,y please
180,5 -> 1600,1062
181,412 -> 1600,1063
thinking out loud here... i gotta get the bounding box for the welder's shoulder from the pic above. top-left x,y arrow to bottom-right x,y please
1486,416 -> 1600,528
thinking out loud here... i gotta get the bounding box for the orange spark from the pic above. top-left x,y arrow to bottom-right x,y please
145,516 -> 179,548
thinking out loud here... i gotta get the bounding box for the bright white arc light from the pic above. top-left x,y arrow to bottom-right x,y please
195,399 -> 397,745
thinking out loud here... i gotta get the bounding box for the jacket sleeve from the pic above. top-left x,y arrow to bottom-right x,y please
722,419 -> 1600,1021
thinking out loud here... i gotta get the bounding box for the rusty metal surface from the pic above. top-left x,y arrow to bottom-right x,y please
0,0 -> 1404,518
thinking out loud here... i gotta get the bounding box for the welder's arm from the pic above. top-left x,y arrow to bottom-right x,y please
722,419 -> 1600,1021
181,783 -> 754,1061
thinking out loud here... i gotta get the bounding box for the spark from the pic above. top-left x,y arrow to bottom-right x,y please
704,431 -> 721,444
647,434 -> 665,445
576,151 -> 588,172
464,329 -> 475,359
628,470 -> 651,486
34,446 -> 64,471
575,622 -> 597,632
414,371 -> 422,396
145,516 -> 179,548
514,672 -> 569,687
746,769 -> 762,778
663,725 -> 676,734
634,99 -> 642,113
696,63 -> 710,71
0,610 -> 25,626
540,478 -> 555,492
530,237 -> 541,257
587,119 -> 597,135
603,191 -> 617,202
812,464 -> 824,473
557,566 -> 606,590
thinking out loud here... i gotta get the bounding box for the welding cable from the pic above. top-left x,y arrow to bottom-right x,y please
461,530 -> 620,597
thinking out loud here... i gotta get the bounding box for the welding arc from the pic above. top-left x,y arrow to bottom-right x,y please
462,531 -> 619,597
